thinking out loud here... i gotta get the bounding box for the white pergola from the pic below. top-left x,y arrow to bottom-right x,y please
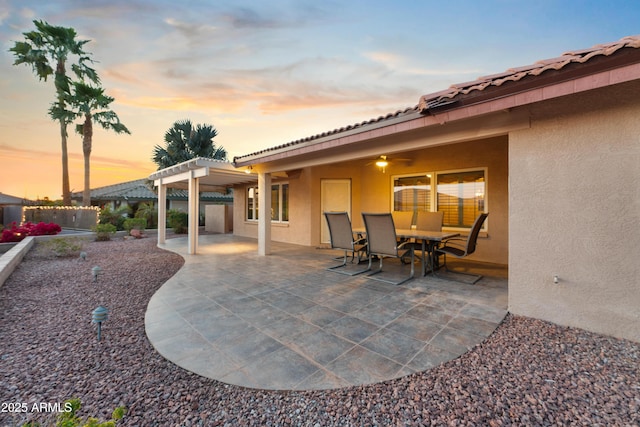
149,158 -> 264,255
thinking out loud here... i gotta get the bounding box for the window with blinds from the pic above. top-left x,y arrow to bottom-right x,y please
393,175 -> 431,213
392,169 -> 486,230
437,170 -> 485,228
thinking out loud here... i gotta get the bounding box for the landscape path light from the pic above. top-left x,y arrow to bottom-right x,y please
91,266 -> 102,282
91,306 -> 108,341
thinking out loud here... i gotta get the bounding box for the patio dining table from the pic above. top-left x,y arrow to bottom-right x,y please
354,228 -> 459,276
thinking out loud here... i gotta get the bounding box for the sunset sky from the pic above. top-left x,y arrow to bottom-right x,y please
1,0 -> 639,201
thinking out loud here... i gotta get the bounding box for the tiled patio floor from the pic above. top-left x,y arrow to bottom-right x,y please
145,234 -> 508,391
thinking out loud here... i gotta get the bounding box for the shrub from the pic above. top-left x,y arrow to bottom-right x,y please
167,209 -> 188,234
123,218 -> 147,233
98,205 -> 131,230
0,221 -> 61,243
134,202 -> 157,229
29,221 -> 62,236
22,397 -> 126,426
40,237 -> 84,257
93,223 -> 117,241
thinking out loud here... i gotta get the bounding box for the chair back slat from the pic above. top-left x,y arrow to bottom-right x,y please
465,212 -> 489,255
363,213 -> 399,256
415,211 -> 444,232
324,212 -> 355,250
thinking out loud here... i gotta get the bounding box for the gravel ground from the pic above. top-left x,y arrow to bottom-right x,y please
0,237 -> 638,426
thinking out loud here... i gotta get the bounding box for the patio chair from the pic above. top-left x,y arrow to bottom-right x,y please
362,213 -> 415,285
405,210 -> 444,268
434,212 -> 489,284
391,211 -> 414,230
415,211 -> 444,232
392,210 -> 415,248
324,212 -> 369,275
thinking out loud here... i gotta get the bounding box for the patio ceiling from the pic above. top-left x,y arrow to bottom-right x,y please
234,108 -> 530,174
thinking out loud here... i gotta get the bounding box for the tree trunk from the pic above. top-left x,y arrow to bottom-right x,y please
82,114 -> 93,207
56,58 -> 72,206
60,120 -> 71,205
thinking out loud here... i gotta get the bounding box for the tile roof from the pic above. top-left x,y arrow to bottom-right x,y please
70,179 -> 232,202
234,35 -> 640,164
419,35 -> 640,111
233,106 -> 419,162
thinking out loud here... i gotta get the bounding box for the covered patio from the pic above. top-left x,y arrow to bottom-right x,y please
146,234 -> 507,390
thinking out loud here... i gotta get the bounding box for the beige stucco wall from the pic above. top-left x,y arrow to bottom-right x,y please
234,137 -> 508,265
204,204 -> 233,233
233,170 -> 314,246
509,87 -> 640,342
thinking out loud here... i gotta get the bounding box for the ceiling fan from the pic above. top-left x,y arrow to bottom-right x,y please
365,155 -> 412,172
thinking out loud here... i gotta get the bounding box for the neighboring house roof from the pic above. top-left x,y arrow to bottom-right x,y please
234,35 -> 640,164
0,192 -> 30,205
71,179 -> 233,203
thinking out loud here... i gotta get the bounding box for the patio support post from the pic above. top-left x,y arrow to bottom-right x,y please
258,172 -> 271,255
188,172 -> 199,254
157,178 -> 167,245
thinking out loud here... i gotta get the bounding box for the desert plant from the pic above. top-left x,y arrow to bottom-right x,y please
93,223 -> 117,241
10,20 -> 99,205
41,237 -> 84,257
22,397 -> 126,426
69,81 -> 131,206
167,209 -> 188,234
98,205 -> 131,230
152,119 -> 226,169
123,217 -> 146,233
0,221 -> 61,243
134,202 -> 157,228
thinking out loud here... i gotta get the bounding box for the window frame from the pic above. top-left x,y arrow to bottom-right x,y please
392,172 -> 433,213
246,181 -> 289,223
391,167 -> 488,232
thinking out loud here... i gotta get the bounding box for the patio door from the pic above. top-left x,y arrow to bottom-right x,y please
320,179 -> 351,244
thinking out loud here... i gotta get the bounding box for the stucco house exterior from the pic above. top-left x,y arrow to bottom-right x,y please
150,36 -> 640,342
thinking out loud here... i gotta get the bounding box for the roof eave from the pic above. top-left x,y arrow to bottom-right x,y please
233,109 -> 423,166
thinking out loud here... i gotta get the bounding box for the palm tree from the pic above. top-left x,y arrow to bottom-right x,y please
152,120 -> 227,169
10,20 -> 99,205
69,82 -> 131,206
